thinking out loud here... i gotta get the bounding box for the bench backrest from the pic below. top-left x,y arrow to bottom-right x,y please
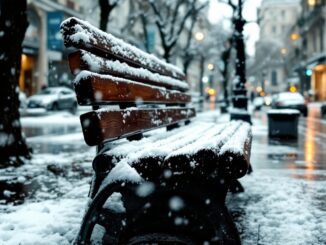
61,17 -> 196,147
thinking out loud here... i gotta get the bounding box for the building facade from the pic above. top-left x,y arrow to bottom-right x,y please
254,0 -> 301,94
20,0 -> 84,96
296,0 -> 326,101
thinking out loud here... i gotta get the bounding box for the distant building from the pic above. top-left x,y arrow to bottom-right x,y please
21,0 -> 84,96
296,0 -> 326,101
254,0 -> 301,94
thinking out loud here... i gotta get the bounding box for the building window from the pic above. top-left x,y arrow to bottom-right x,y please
320,25 -> 324,51
272,26 -> 276,33
281,10 -> 285,18
271,70 -> 278,86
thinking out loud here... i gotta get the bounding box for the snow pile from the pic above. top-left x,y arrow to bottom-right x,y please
229,169 -> 326,245
0,185 -> 89,245
267,109 -> 300,115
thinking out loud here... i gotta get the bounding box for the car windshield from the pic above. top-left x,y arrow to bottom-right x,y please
277,92 -> 304,102
38,88 -> 60,95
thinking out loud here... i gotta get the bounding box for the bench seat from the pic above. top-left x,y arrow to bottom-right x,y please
92,120 -> 251,194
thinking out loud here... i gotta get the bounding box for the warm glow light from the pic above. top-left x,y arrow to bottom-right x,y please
21,54 -> 27,66
308,0 -> 316,6
208,88 -> 216,96
194,32 -> 205,41
260,91 -> 265,97
289,85 -> 297,92
290,33 -> 299,41
280,48 -> 287,55
256,86 -> 263,93
207,63 -> 214,70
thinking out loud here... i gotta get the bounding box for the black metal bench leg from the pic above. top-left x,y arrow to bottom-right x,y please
74,182 -> 137,245
229,180 -> 245,193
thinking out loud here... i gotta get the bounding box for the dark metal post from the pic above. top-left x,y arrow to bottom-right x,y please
232,0 -> 247,109
230,0 -> 251,123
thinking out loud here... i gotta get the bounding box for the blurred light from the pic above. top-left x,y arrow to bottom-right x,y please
289,85 -> 297,92
208,88 -> 216,96
306,69 -> 313,76
207,63 -> 214,70
265,97 -> 272,106
256,86 -> 263,93
194,32 -> 204,41
290,33 -> 299,41
307,0 -> 316,6
260,91 -> 265,97
280,48 -> 287,55
202,76 -> 209,84
21,54 -> 27,66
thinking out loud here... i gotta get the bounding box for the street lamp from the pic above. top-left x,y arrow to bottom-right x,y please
290,32 -> 299,41
194,32 -> 205,42
307,0 -> 316,7
280,48 -> 287,55
207,63 -> 214,71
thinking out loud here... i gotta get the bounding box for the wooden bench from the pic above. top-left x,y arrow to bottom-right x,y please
61,17 -> 252,245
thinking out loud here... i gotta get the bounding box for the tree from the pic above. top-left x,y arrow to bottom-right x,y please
147,0 -> 208,63
0,0 -> 31,167
99,0 -> 124,31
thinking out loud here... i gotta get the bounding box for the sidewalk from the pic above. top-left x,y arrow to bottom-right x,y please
226,110 -> 326,245
0,109 -> 325,244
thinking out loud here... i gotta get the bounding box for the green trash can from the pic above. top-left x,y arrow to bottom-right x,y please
267,109 -> 300,139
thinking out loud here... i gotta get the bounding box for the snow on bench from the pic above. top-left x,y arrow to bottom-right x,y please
61,17 -> 185,80
98,120 -> 252,184
61,17 -> 252,244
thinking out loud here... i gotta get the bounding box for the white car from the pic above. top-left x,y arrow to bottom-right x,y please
253,97 -> 264,110
27,87 -> 77,114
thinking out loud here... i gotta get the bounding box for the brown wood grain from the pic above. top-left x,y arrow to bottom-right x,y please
61,17 -> 185,80
74,73 -> 191,105
80,107 -> 196,146
68,51 -> 188,92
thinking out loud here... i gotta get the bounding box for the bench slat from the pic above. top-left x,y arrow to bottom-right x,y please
69,51 -> 189,92
61,17 -> 185,81
74,71 -> 191,105
80,107 -> 196,146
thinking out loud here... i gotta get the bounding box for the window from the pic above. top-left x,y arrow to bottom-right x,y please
272,26 -> 277,33
271,70 -> 278,86
281,10 -> 286,18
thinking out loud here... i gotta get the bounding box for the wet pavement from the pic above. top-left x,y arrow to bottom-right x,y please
251,106 -> 326,172
228,105 -> 326,244
1,106 -> 325,244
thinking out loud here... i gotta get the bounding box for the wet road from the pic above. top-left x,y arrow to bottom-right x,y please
251,105 -> 326,172
228,105 -> 326,244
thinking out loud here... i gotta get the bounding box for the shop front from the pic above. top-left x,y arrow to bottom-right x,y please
20,8 -> 40,96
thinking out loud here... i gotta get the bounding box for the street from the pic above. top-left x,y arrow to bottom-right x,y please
0,105 -> 325,244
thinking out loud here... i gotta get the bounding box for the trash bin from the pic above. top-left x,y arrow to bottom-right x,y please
267,109 -> 300,138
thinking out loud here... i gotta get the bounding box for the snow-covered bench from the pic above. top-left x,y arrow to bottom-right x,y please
61,17 -> 252,244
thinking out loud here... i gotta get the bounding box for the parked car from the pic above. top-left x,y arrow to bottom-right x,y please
264,96 -> 272,106
19,91 -> 27,109
321,101 -> 326,118
271,92 -> 308,117
27,87 -> 77,114
253,97 -> 264,110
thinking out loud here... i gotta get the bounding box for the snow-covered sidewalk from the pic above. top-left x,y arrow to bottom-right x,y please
1,109 -> 325,244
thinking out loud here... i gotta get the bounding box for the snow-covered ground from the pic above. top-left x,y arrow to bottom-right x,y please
1,109 -> 325,244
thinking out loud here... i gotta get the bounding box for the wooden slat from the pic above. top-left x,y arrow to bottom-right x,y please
69,51 -> 189,92
61,17 -> 185,80
74,72 -> 191,105
80,108 -> 196,146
